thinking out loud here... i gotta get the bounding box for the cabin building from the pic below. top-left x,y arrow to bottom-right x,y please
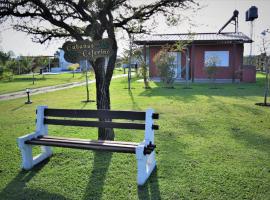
134,32 -> 256,83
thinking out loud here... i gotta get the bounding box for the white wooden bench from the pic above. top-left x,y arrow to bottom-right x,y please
17,106 -> 159,185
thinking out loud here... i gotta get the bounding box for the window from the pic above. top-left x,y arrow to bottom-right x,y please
168,52 -> 181,78
204,51 -> 229,67
168,52 -> 178,67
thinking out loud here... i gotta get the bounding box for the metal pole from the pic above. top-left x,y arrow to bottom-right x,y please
249,21 -> 254,57
185,47 -> 190,88
85,60 -> 90,101
19,61 -> 21,75
48,57 -> 51,72
128,33 -> 133,90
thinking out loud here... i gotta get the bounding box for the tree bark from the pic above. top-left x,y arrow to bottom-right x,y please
264,70 -> 269,105
91,37 -> 117,140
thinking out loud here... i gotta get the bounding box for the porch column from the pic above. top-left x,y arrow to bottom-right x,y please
185,46 -> 190,81
191,44 -> 195,82
232,43 -> 237,83
143,44 -> 146,63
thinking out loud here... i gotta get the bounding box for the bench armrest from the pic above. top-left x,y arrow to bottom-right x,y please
17,132 -> 39,149
145,109 -> 155,145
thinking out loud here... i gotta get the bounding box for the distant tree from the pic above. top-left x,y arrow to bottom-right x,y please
133,48 -> 150,89
20,57 -> 33,74
5,59 -> 18,74
0,51 -> 14,81
154,45 -> 176,88
172,34 -> 194,88
0,51 -> 10,66
256,29 -> 270,106
35,57 -> 49,78
204,56 -> 220,89
68,63 -> 80,78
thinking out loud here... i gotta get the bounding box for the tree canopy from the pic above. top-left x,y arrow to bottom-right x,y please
0,0 -> 197,139
0,0 -> 196,42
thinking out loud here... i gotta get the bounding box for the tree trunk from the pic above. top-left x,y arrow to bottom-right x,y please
264,70 -> 269,105
96,76 -> 114,140
32,71 -> 35,85
91,38 -> 117,140
89,16 -> 118,140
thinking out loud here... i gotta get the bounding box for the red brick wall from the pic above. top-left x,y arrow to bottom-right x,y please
149,43 -> 244,80
149,46 -> 161,77
242,65 -> 256,82
191,44 -> 243,80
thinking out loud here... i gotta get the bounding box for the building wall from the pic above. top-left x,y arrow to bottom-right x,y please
149,46 -> 161,77
191,44 -> 243,80
148,43 -> 244,81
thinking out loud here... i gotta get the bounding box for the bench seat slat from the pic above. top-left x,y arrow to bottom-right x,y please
35,137 -> 139,148
43,136 -> 139,146
25,137 -> 137,153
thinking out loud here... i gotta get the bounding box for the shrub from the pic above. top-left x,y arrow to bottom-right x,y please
0,67 -> 13,81
68,63 -> 80,77
204,56 -> 220,88
153,46 -> 176,88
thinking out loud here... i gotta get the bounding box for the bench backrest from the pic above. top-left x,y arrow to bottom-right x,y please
35,106 -> 159,144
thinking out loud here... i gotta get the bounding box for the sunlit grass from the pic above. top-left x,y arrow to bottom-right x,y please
0,68 -> 124,94
0,73 -> 269,199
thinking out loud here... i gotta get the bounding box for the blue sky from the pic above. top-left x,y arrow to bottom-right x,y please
0,0 -> 269,57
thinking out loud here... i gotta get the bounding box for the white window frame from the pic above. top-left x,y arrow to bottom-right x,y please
204,51 -> 229,67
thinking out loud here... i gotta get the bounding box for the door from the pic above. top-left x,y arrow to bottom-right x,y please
168,52 -> 181,78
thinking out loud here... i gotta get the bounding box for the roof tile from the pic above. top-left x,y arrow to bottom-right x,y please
134,32 -> 252,44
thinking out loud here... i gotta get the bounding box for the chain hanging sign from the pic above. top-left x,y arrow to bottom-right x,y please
62,38 -> 113,63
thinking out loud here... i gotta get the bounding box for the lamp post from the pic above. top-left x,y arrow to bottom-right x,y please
25,88 -> 32,104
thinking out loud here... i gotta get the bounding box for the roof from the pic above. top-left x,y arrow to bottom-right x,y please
134,32 -> 252,45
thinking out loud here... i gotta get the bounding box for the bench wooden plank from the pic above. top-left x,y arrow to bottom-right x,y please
44,108 -> 159,120
34,137 -> 139,148
26,138 -> 137,153
44,119 -> 159,130
44,109 -> 145,120
44,119 -> 145,129
43,136 -> 139,146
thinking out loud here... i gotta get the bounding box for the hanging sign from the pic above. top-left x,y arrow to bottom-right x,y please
62,38 -> 113,63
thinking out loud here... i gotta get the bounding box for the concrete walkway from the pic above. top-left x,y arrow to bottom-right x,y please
0,74 -> 127,101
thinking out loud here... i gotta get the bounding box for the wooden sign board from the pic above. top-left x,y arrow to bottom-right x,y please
62,38 -> 113,63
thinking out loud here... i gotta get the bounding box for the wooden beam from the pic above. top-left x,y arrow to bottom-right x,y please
44,108 -> 148,120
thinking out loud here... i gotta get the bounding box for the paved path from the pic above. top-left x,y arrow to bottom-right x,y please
0,74 -> 127,101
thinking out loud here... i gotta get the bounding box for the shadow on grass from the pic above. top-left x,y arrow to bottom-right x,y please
137,167 -> 161,200
128,90 -> 141,110
0,159 -> 69,200
11,103 -> 26,111
83,151 -> 112,200
139,82 -> 264,102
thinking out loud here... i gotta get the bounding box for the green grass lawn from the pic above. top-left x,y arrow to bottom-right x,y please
0,73 -> 269,199
0,68 -> 124,95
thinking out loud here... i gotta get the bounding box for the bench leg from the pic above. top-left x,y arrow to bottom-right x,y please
17,133 -> 53,170
136,144 -> 156,186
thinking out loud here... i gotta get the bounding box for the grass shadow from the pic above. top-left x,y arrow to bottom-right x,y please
137,167 -> 161,200
128,90 -> 141,110
139,81 -> 265,102
83,151 -> 112,200
11,104 -> 26,111
0,159 -> 69,200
